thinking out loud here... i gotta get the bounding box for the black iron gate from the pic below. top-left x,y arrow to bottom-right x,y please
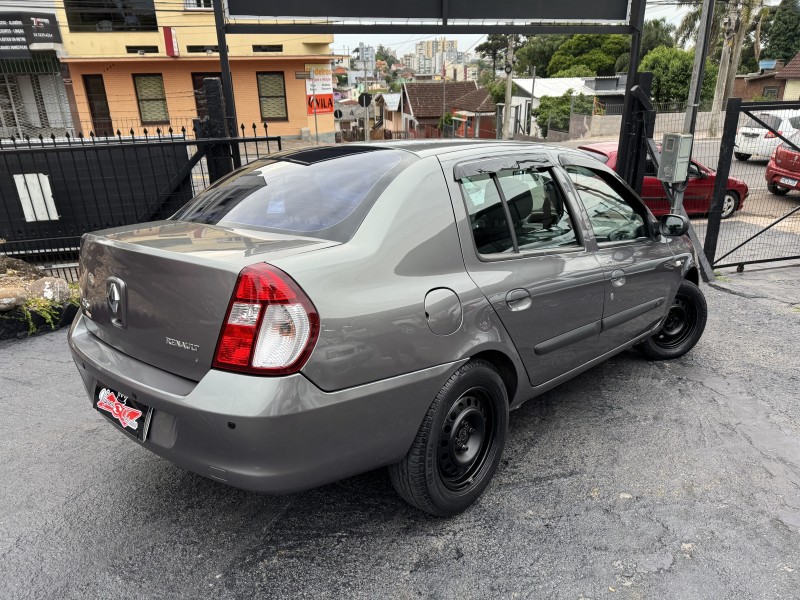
704,98 -> 800,271
0,123 -> 281,281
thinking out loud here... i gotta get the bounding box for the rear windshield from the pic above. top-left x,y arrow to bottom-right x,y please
173,149 -> 408,241
580,148 -> 610,164
743,113 -> 783,130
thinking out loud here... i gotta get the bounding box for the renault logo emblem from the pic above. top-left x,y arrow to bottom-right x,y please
107,281 -> 121,314
106,277 -> 127,329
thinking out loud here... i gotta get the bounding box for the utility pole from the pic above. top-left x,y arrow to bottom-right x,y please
673,0 -> 717,281
502,35 -> 515,140
311,78 -> 319,145
709,1 -> 740,137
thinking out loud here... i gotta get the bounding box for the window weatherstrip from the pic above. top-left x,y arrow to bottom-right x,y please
490,172 -> 519,253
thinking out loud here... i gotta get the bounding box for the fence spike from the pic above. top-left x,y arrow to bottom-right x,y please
263,122 -> 268,135
180,125 -> 187,138
240,123 -> 246,136
38,134 -> 44,146
89,131 -> 96,143
117,129 -> 123,142
143,128 -> 149,138
65,132 -> 71,145
24,134 -> 32,147
156,127 -> 162,139
168,126 -> 174,138
50,133 -> 57,146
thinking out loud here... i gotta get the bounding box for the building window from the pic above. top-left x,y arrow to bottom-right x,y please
253,45 -> 283,53
64,0 -> 158,32
133,75 -> 170,124
185,0 -> 213,8
763,86 -> 779,98
187,45 -> 219,54
126,46 -> 159,54
257,73 -> 288,120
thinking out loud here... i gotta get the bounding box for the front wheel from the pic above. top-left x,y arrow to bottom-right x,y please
720,191 -> 739,219
734,152 -> 751,161
389,360 -> 508,516
768,182 -> 791,196
635,280 -> 707,361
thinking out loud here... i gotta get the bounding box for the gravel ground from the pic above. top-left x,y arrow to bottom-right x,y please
1,271 -> 799,600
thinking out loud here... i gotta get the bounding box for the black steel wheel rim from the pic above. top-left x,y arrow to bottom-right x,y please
654,293 -> 697,349
437,387 -> 495,492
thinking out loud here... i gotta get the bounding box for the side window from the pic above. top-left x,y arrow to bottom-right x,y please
494,169 -> 580,251
460,174 -> 515,254
789,116 -> 800,129
565,165 -> 648,243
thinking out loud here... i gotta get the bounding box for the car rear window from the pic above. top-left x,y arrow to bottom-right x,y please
743,113 -> 783,130
172,149 -> 407,241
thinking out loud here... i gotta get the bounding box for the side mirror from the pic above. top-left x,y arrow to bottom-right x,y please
659,214 -> 690,237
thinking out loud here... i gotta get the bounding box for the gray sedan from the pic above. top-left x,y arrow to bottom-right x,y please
68,141 -> 706,516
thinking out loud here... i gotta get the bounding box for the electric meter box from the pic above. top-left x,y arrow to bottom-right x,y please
657,133 -> 693,184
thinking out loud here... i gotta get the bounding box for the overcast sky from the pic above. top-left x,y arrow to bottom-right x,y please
332,1 -> 694,57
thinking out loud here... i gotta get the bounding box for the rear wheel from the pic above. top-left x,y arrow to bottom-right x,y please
721,191 -> 739,219
768,182 -> 791,196
635,280 -> 707,361
388,360 -> 508,516
734,152 -> 751,161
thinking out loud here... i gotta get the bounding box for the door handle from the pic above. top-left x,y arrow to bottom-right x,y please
610,269 -> 626,287
506,288 -> 532,311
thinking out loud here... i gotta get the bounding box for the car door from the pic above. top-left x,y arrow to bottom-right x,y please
561,157 -> 680,352
640,158 -> 670,216
445,153 -> 607,387
684,162 -> 714,214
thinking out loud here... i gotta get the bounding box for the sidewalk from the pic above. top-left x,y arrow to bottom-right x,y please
709,260 -> 800,307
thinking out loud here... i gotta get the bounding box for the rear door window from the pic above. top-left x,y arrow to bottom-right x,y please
743,113 -> 783,130
173,149 -> 407,242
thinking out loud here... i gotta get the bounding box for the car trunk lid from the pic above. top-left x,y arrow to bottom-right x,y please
78,221 -> 338,381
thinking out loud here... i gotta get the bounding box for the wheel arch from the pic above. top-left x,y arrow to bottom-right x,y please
684,266 -> 699,286
470,349 -> 519,405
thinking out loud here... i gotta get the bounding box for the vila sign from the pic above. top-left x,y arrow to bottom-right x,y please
305,64 -> 334,115
0,12 -> 62,59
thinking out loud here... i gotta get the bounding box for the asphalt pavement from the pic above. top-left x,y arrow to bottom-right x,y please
2,263 -> 800,599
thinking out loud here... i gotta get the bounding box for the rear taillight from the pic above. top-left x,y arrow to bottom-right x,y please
765,130 -> 783,139
213,263 -> 319,375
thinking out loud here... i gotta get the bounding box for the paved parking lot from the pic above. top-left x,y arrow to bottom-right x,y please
2,269 -> 800,599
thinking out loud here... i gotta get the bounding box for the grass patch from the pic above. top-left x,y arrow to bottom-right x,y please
713,271 -> 732,283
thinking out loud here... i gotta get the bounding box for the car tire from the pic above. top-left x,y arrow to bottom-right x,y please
388,359 -> 509,516
768,182 -> 791,196
635,280 -> 707,361
734,152 -> 751,161
720,191 -> 739,219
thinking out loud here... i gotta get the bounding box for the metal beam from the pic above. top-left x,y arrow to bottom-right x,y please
224,23 -> 634,35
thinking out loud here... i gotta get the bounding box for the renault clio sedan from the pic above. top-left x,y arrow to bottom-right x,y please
69,142 -> 707,516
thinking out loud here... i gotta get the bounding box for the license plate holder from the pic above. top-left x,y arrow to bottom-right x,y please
94,384 -> 153,441
779,177 -> 798,187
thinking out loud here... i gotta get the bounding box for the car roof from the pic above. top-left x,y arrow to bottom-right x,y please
578,142 -> 618,155
346,139 -> 574,160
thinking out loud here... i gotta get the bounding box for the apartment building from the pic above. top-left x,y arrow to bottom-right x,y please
56,0 -> 337,139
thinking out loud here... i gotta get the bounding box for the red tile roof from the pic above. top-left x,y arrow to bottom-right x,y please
776,52 -> 800,79
452,87 -> 495,114
403,81 -> 478,119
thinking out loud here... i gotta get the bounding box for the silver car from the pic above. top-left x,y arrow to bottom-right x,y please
68,141 -> 707,516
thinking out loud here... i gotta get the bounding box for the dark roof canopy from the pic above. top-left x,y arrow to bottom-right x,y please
225,0 -> 644,34
452,87 -> 496,114
404,81 -> 478,119
776,53 -> 800,80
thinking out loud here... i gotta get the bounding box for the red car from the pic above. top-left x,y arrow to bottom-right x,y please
765,133 -> 800,196
579,142 -> 748,219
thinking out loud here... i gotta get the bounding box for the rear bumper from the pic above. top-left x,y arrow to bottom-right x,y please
735,136 -> 776,159
68,313 -> 462,494
765,163 -> 800,190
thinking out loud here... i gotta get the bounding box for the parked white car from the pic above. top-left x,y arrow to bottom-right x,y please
735,110 -> 800,161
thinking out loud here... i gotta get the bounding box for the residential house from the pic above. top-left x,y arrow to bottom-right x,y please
733,60 -> 787,100
776,53 -> 800,101
55,0 -> 338,139
400,80 -> 477,136
374,92 -> 402,134
450,87 -> 496,139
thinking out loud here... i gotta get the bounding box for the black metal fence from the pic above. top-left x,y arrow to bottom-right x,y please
0,123 -> 281,281
701,99 -> 800,271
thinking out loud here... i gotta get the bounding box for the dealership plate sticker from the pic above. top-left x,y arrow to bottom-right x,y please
94,385 -> 152,441
779,177 -> 798,187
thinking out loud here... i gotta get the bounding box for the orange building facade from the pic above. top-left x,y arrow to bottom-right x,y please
56,1 -> 336,140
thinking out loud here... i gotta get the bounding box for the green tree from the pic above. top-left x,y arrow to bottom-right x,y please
616,18 -> 676,72
486,79 -> 508,104
639,46 -> 718,106
514,35 -> 569,78
551,65 -> 597,78
476,35 -> 510,79
764,0 -> 800,62
547,34 -> 630,77
532,90 -> 593,136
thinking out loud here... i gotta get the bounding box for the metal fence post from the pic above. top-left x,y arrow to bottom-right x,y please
203,78 -> 234,183
703,97 -> 741,267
